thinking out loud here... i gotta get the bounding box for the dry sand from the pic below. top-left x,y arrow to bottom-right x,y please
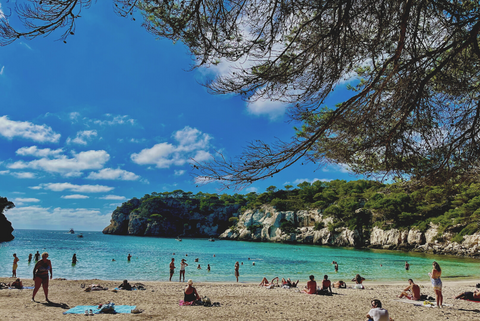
1,277 -> 480,320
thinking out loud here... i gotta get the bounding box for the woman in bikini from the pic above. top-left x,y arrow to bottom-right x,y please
429,261 -> 443,308
32,252 -> 52,302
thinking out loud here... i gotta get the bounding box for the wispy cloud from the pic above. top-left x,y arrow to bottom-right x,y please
86,168 -> 140,181
0,115 -> 60,143
131,126 -> 212,168
16,146 -> 64,158
99,195 -> 126,200
0,66 -> 4,75
31,182 -> 114,193
61,194 -> 89,199
174,170 -> 186,176
67,130 -> 98,145
13,198 -> 40,206
9,150 -> 110,177
93,114 -> 135,126
321,164 -> 350,173
11,172 -> 36,179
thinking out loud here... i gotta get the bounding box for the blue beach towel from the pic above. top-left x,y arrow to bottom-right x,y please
63,305 -> 136,314
9,286 -> 34,289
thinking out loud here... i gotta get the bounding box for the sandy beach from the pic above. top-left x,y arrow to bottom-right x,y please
1,277 -> 480,320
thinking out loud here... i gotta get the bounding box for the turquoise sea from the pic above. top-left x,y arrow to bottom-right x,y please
1,229 -> 479,283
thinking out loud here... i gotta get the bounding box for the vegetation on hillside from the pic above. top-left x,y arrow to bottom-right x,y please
116,179 -> 480,241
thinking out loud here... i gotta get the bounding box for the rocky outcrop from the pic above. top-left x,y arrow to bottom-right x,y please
103,197 -> 240,237
0,213 -> 14,242
219,206 -> 480,259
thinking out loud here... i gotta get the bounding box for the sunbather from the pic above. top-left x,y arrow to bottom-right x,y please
352,274 -> 366,289
453,289 -> 480,301
302,275 -> 317,294
259,277 -> 279,286
333,280 -> 347,288
118,280 -> 133,290
184,279 -> 200,303
398,279 -> 421,300
318,275 -> 332,294
282,278 -> 299,287
10,278 -> 23,289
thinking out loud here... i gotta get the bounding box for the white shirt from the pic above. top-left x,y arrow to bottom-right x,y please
368,308 -> 389,321
180,262 -> 187,271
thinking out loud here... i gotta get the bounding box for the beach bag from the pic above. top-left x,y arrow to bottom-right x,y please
476,283 -> 480,288
100,302 -> 116,314
202,296 -> 212,307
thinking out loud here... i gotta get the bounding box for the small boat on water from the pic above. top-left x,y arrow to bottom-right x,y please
176,236 -> 182,241
69,228 -> 75,234
77,233 -> 83,238
208,238 -> 215,242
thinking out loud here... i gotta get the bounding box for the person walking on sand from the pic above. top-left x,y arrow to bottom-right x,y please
169,258 -> 176,281
234,261 -> 240,282
12,253 -> 19,277
179,259 -> 188,282
366,299 -> 389,321
32,252 -> 52,303
429,261 -> 443,308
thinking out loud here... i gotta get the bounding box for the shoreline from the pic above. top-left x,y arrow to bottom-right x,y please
2,277 -> 480,320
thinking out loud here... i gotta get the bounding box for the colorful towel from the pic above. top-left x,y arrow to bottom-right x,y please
63,305 -> 136,314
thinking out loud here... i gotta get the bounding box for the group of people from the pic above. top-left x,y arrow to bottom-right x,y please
169,257 -> 213,282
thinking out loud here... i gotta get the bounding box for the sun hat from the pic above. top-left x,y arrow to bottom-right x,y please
187,279 -> 193,285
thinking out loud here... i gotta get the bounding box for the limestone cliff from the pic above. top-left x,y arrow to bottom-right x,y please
219,205 -> 480,258
103,196 -> 240,237
0,213 -> 14,242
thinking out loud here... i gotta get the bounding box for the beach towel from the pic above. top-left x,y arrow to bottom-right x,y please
63,305 -> 136,314
8,286 -> 34,290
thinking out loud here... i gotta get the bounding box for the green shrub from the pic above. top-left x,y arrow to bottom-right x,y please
247,224 -> 263,233
280,219 -> 297,234
314,221 -> 325,231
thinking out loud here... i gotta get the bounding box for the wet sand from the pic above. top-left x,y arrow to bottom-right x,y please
1,277 -> 480,320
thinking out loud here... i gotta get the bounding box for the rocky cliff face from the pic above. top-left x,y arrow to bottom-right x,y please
0,213 -> 14,242
103,197 -> 240,237
219,205 -> 480,258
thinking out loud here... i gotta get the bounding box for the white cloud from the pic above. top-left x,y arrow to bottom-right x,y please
99,195 -> 126,200
67,130 -> 98,145
247,99 -> 287,120
174,170 -> 186,176
6,206 -> 110,231
11,172 -> 36,179
0,115 -> 60,143
0,170 -> 9,175
16,146 -> 64,158
61,194 -> 89,199
131,126 -> 213,169
93,114 -> 135,126
86,168 -> 140,181
245,187 -> 258,193
14,198 -> 40,203
9,150 -> 110,177
321,164 -> 350,173
0,4 -> 4,19
0,66 -> 4,75
32,182 -> 114,193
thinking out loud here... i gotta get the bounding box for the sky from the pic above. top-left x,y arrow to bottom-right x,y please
0,2 -> 360,231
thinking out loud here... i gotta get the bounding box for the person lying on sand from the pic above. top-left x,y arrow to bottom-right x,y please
259,277 -> 279,287
302,275 -> 317,294
453,289 -> 480,301
282,278 -> 299,287
84,284 -> 108,292
333,280 -> 347,288
398,279 -> 420,300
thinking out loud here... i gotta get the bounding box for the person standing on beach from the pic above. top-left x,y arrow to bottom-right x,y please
179,259 -> 188,282
28,253 -> 33,263
32,252 -> 52,303
169,258 -> 176,281
366,299 -> 389,321
34,251 -> 40,262
12,254 -> 19,277
234,261 -> 240,282
429,261 -> 443,308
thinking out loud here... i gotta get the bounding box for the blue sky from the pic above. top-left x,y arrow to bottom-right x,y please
0,2 -> 359,231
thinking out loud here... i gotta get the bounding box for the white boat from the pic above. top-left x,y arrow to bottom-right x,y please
208,238 -> 215,242
69,228 -> 75,234
176,236 -> 182,241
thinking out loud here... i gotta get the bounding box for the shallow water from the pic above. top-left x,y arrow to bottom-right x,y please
1,229 -> 479,283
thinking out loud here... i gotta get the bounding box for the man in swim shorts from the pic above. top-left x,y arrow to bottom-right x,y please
169,258 -> 175,281
398,279 -> 421,300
